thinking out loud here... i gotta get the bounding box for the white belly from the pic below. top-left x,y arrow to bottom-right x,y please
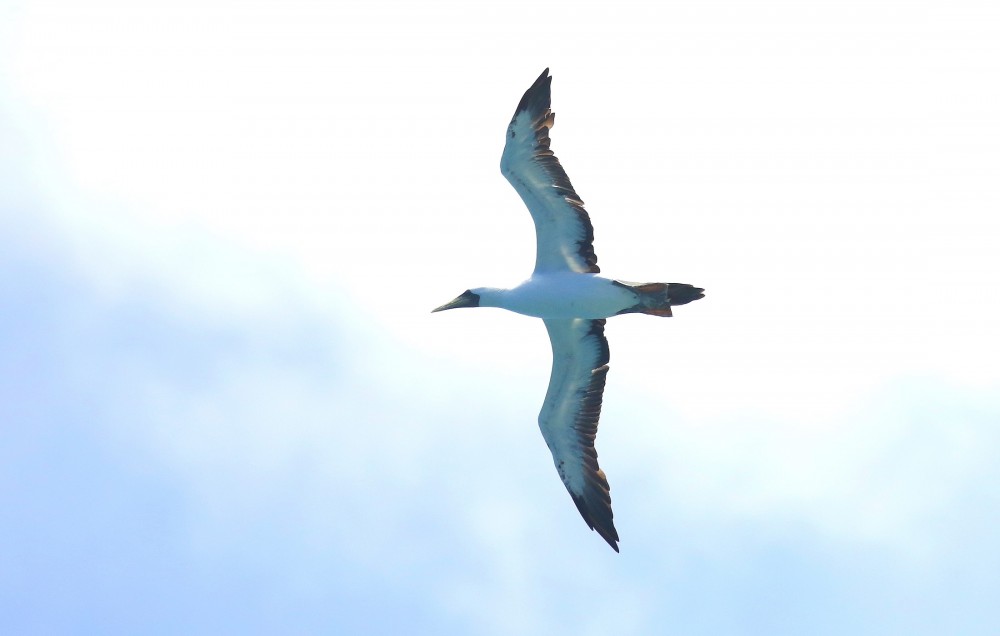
500,273 -> 636,319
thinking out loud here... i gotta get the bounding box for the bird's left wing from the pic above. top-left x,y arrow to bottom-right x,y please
539,318 -> 619,551
500,69 -> 600,275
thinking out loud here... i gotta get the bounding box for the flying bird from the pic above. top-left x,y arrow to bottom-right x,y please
433,69 -> 704,552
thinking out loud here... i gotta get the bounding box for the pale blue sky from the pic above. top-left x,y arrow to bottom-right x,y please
2,1 -> 999,634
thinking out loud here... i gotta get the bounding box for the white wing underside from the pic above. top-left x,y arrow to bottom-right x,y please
539,318 -> 618,551
500,69 -> 600,276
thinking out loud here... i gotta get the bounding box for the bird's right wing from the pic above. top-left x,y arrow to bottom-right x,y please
539,318 -> 619,552
500,69 -> 600,276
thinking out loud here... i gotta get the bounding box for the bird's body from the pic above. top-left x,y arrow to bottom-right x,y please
433,69 -> 704,552
469,274 -> 638,319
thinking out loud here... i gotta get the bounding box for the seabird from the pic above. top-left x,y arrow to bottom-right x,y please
433,69 -> 704,552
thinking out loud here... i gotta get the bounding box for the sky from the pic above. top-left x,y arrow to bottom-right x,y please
1,0 -> 999,633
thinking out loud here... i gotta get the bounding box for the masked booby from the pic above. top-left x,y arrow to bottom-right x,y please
433,69 -> 704,552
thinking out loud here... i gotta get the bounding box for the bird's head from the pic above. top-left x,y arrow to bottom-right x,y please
431,289 -> 481,313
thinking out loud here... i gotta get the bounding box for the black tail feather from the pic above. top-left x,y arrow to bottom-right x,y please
666,283 -> 705,306
614,281 -> 705,316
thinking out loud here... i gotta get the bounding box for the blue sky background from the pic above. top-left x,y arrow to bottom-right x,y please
2,1 -> 999,634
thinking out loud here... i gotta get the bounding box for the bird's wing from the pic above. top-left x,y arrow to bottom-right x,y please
539,318 -> 619,551
500,69 -> 600,275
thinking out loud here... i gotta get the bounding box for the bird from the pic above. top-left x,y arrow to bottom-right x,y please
432,69 -> 704,552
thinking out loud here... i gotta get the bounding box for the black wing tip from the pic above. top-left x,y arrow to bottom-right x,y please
571,492 -> 620,552
514,68 -> 553,118
532,67 -> 552,88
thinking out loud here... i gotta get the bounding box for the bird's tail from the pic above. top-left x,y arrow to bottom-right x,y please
614,281 -> 705,317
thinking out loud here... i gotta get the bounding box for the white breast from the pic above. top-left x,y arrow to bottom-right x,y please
498,273 -> 636,319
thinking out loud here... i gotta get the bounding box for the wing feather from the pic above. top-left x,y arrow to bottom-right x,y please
500,69 -> 600,275
539,318 -> 619,551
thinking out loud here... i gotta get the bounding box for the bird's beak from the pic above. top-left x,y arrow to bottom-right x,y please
431,290 -> 479,313
431,296 -> 468,313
